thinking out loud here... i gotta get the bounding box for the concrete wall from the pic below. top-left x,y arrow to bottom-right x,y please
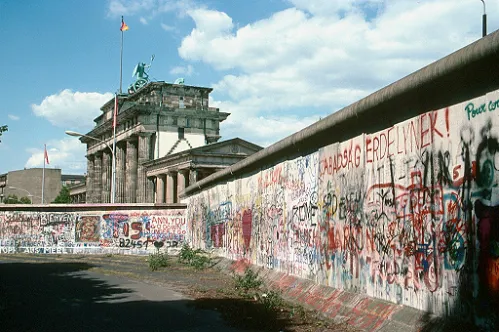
0,204 -> 187,255
185,87 -> 499,325
4,168 -> 62,204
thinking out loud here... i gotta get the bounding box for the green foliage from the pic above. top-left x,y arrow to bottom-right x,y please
0,125 -> 7,143
259,290 -> 283,311
19,196 -> 31,204
234,268 -> 263,295
148,251 -> 169,271
52,186 -> 71,203
178,244 -> 211,270
4,195 -> 31,204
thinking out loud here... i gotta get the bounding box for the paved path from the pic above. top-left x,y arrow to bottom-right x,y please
0,257 -> 242,332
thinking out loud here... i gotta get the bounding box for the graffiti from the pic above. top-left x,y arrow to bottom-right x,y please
366,110 -> 448,164
186,89 -> 499,323
475,201 -> 499,299
466,97 -> 499,120
75,216 -> 100,242
320,142 -> 362,176
0,209 -> 187,253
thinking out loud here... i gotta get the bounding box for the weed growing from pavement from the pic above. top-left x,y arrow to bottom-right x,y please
234,268 -> 263,296
178,244 -> 211,270
259,290 -> 284,311
148,251 -> 169,271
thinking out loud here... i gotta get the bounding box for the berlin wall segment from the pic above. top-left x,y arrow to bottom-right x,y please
185,88 -> 499,328
0,206 -> 187,255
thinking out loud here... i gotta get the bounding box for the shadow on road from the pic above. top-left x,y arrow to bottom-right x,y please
0,261 -> 297,332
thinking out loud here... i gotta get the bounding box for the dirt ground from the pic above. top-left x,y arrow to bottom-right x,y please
0,253 -> 359,332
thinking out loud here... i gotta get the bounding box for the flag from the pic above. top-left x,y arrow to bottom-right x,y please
44,144 -> 49,165
113,94 -> 118,128
120,16 -> 129,31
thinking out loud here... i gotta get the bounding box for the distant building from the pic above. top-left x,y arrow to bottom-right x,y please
78,81 -> 262,204
0,168 -> 84,204
61,174 -> 85,188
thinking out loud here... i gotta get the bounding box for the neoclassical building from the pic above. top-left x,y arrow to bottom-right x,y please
80,81 -> 261,204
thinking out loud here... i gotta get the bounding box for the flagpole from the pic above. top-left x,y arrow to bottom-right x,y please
42,144 -> 46,204
119,16 -> 124,94
111,94 -> 117,204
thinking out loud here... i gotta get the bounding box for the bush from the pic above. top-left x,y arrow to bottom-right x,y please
234,268 -> 263,295
260,290 -> 283,311
178,244 -> 211,269
148,251 -> 169,271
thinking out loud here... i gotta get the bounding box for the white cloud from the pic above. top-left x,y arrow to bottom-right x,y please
161,23 -> 175,31
8,114 -> 19,121
31,89 -> 113,131
170,64 -> 194,76
25,138 -> 87,174
178,0 -> 492,146
140,16 -> 148,24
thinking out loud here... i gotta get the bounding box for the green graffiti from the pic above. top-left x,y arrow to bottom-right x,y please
466,98 -> 498,120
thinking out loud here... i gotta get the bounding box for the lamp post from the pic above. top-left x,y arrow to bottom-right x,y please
8,186 -> 33,204
480,0 -> 487,37
65,130 -> 116,204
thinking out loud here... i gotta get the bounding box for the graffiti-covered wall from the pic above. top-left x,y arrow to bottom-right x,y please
0,206 -> 187,254
186,89 -> 499,320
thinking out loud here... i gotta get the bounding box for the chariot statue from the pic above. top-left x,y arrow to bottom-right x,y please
128,55 -> 155,93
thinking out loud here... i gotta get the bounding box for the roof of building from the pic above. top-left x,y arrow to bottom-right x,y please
99,81 -> 214,111
143,137 -> 263,167
61,174 -> 86,181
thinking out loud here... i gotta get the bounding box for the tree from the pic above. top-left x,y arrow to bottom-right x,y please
19,196 -> 32,204
0,125 -> 7,143
52,186 -> 71,203
4,195 -> 31,204
4,194 -> 18,204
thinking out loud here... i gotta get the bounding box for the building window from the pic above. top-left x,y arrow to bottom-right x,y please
179,96 -> 185,109
186,118 -> 190,128
178,127 -> 185,139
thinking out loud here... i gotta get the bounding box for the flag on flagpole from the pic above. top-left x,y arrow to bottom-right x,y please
44,144 -> 49,165
113,94 -> 118,128
120,16 -> 129,31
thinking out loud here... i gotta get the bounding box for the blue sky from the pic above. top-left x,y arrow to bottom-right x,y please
0,0 -> 496,176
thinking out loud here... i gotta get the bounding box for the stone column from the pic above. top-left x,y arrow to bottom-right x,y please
116,142 -> 126,203
166,172 -> 175,204
177,170 -> 188,202
146,177 -> 155,203
156,174 -> 165,203
93,152 -> 103,203
101,150 -> 111,203
126,138 -> 138,203
136,133 -> 151,203
86,154 -> 94,203
189,168 -> 198,185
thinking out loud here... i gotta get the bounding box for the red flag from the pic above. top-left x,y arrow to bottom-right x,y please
44,144 -> 49,165
113,94 -> 118,128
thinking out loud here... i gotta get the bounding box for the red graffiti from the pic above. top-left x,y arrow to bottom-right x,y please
366,110 -> 446,164
242,209 -> 252,249
320,142 -> 362,176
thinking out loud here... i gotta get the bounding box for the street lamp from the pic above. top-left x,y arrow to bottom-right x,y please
65,130 -> 116,204
8,186 -> 33,204
480,0 -> 487,37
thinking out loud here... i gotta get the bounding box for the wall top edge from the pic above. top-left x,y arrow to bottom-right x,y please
0,203 -> 187,212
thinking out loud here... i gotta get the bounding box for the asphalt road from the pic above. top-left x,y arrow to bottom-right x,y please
0,258 -> 242,332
